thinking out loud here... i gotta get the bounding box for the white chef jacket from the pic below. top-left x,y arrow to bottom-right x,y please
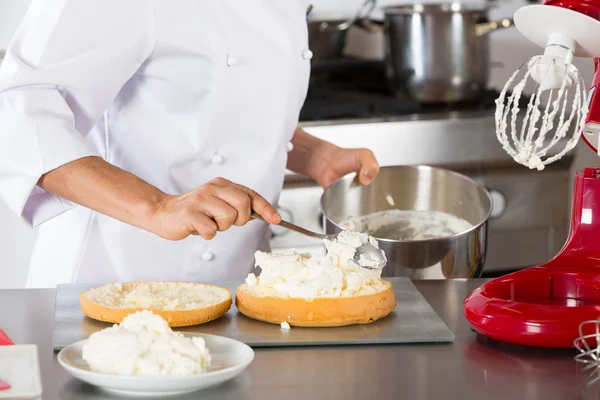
0,0 -> 311,288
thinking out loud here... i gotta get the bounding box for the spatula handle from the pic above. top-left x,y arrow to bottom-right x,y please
0,329 -> 13,346
250,212 -> 326,239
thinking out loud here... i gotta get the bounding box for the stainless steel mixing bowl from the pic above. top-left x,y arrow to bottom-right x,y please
321,165 -> 492,279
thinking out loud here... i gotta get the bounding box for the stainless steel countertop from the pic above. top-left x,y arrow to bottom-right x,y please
1,280 -> 597,400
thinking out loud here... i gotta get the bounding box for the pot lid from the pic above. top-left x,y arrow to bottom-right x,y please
383,1 -> 488,14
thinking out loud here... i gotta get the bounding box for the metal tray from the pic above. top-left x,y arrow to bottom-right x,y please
52,277 -> 454,350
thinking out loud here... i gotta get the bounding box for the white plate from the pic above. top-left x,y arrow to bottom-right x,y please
0,345 -> 42,399
57,333 -> 254,397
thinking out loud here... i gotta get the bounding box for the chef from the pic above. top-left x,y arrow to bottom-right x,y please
0,1 -> 379,288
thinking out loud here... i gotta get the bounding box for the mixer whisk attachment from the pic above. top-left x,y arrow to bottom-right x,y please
495,34 -> 588,171
575,319 -> 600,385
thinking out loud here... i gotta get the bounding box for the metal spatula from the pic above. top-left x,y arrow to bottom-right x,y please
250,212 -> 386,270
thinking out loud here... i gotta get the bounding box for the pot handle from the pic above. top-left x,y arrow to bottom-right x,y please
474,18 -> 513,37
355,18 -> 385,34
336,0 -> 377,31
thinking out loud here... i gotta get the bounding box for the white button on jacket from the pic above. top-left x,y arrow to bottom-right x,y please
0,0 -> 311,288
211,154 -> 224,165
226,55 -> 239,67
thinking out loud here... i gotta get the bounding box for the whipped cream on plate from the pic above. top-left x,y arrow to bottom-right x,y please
82,311 -> 211,376
245,231 -> 387,299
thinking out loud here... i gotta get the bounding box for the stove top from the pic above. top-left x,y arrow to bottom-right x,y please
299,59 -> 502,122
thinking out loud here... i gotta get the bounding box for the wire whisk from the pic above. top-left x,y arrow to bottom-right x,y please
495,54 -> 587,171
575,318 -> 600,386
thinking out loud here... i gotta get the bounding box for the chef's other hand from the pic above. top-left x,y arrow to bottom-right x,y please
152,178 -> 280,241
314,145 -> 380,189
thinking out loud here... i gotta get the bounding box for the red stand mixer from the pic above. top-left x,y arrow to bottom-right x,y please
464,0 -> 600,348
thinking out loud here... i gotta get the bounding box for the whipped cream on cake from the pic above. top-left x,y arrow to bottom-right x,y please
245,231 -> 387,299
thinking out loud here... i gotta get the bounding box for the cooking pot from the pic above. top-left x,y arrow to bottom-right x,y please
382,3 -> 513,102
320,165 -> 492,279
307,0 -> 376,63
308,20 -> 348,63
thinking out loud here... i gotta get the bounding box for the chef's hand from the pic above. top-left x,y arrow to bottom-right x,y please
287,127 -> 380,189
153,178 -> 281,241
312,145 -> 380,188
